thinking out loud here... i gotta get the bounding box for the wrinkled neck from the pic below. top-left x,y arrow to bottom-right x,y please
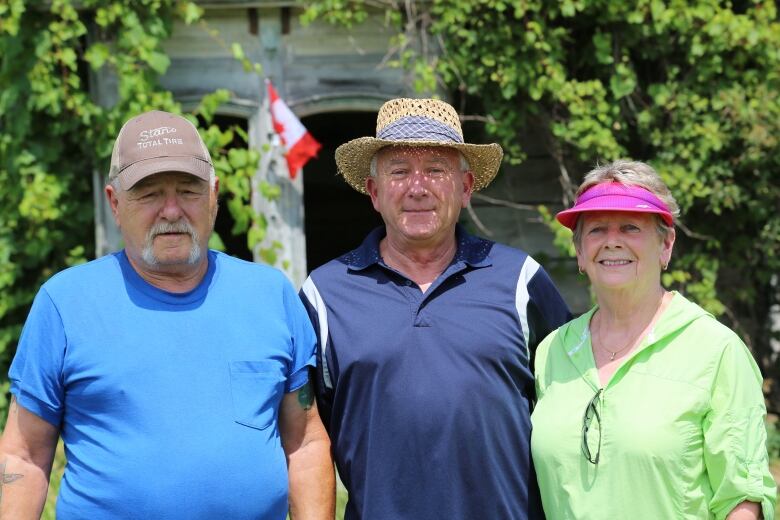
595,286 -> 668,331
379,235 -> 457,290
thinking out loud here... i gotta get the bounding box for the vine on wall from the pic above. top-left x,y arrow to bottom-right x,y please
0,0 -> 271,422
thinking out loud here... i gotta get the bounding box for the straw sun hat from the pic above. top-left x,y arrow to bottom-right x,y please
335,98 -> 503,194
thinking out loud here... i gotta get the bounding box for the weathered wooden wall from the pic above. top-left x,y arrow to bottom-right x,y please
92,3 -> 590,312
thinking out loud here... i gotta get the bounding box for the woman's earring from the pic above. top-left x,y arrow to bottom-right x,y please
578,265 -> 584,275
662,262 -> 669,271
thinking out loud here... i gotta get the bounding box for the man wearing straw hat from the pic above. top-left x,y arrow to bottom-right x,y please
300,98 -> 571,519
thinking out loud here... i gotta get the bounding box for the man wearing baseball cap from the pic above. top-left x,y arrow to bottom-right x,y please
0,110 -> 334,519
300,98 -> 571,519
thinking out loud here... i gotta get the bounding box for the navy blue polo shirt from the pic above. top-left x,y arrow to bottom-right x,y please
300,226 -> 570,520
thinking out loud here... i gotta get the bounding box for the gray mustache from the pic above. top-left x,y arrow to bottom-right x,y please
148,221 -> 195,239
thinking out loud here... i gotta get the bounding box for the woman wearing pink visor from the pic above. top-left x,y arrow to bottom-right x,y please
530,160 -> 775,519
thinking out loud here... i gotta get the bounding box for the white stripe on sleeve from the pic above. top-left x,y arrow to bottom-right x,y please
515,256 -> 540,361
301,277 -> 333,390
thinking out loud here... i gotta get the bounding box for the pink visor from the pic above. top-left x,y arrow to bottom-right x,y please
556,182 -> 674,230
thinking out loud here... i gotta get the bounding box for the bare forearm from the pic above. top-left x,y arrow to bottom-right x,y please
281,385 -> 335,519
0,454 -> 50,520
288,437 -> 335,520
0,398 -> 59,520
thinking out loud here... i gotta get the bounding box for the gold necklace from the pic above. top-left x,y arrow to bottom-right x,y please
594,315 -> 637,361
593,291 -> 669,362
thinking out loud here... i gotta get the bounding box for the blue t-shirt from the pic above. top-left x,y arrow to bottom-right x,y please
10,250 -> 316,519
300,226 -> 571,520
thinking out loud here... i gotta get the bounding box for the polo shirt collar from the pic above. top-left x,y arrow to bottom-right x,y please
453,225 -> 493,268
345,224 -> 493,272
343,226 -> 385,270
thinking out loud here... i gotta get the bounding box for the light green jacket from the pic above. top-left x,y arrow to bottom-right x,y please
531,292 -> 776,520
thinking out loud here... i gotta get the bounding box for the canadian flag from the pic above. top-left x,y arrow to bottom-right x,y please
267,81 -> 321,179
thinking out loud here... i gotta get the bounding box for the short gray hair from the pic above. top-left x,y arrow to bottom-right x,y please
369,148 -> 471,177
572,160 -> 679,248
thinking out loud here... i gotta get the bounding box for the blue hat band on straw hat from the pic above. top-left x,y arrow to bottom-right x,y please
377,116 -> 464,143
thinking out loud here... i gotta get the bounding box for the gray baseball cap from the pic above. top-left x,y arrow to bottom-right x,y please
108,110 -> 213,190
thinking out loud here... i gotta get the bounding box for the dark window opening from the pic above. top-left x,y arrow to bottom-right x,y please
301,111 -> 382,272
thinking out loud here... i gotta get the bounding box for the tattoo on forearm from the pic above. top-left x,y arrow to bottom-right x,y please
297,382 -> 314,410
0,461 -> 23,502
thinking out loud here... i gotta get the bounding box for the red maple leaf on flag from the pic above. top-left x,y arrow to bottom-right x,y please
267,81 -> 321,179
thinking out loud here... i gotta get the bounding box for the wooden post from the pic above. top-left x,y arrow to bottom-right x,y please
250,93 -> 308,287
87,22 -> 122,258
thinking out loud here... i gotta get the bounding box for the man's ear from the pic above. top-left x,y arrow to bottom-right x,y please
105,184 -> 121,227
210,176 -> 220,223
366,176 -> 381,212
460,170 -> 475,208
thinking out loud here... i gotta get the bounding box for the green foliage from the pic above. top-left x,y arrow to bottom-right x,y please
767,419 -> 780,461
300,0 -> 374,28
0,1 -> 270,425
305,0 -> 780,406
537,205 -> 575,258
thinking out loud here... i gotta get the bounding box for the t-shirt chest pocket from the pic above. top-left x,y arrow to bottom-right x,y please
229,361 -> 285,430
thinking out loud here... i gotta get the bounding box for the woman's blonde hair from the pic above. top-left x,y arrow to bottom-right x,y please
572,160 -> 679,248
